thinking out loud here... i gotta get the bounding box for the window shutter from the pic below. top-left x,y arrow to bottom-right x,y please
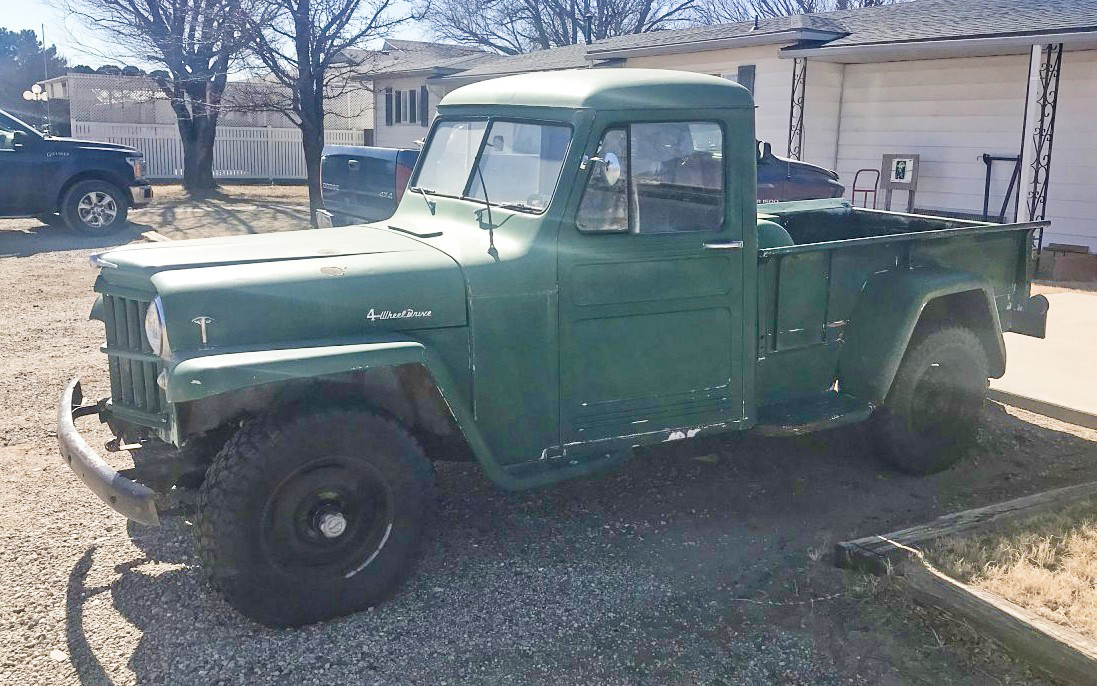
420,86 -> 429,126
736,65 -> 756,96
394,89 -> 402,123
409,89 -> 417,123
384,88 -> 393,126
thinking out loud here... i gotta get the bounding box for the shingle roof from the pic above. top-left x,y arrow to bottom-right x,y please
586,0 -> 1097,55
435,43 -> 607,80
348,40 -> 491,77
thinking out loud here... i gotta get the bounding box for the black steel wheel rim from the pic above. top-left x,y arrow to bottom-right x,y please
260,457 -> 394,579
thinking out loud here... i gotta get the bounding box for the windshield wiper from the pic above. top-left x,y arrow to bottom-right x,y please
497,202 -> 542,213
409,185 -> 436,214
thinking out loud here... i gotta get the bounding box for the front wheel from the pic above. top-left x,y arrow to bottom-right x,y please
870,325 -> 989,475
61,180 -> 129,235
196,407 -> 435,626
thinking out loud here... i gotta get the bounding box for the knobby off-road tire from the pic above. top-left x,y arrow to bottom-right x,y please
196,406 -> 435,627
61,180 -> 129,235
870,324 -> 990,475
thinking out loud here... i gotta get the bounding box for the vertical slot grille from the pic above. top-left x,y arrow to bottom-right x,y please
102,294 -> 162,417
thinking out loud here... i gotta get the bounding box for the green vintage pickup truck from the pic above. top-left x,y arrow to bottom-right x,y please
59,69 -> 1049,626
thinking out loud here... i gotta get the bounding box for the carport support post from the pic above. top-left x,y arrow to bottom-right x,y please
788,58 -> 807,161
1017,43 -> 1063,248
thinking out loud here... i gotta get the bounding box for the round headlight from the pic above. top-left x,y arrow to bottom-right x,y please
144,297 -> 167,356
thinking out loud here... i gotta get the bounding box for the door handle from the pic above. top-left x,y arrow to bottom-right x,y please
702,240 -> 744,251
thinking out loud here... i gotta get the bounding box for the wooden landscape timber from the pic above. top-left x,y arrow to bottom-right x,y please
836,480 -> 1097,684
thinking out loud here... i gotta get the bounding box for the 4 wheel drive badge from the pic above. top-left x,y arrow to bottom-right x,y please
192,316 -> 214,346
367,308 -> 432,322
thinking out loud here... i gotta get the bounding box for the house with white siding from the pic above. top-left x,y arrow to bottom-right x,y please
370,0 -> 1097,250
361,40 -> 493,148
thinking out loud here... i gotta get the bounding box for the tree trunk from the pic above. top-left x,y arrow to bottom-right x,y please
300,117 -> 325,228
179,112 -> 218,193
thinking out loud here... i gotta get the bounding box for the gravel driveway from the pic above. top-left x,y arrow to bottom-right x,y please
3,206 -> 1093,685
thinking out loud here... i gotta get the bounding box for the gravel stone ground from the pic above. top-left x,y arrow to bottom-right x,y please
3,204 -> 1094,685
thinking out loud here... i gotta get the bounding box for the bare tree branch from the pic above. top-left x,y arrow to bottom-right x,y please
240,0 -> 417,225
57,0 -> 271,192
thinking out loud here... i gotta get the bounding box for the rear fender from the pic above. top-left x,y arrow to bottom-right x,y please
838,269 -> 1005,405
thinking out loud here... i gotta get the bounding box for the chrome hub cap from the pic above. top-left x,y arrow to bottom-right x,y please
317,511 -> 348,539
77,191 -> 118,228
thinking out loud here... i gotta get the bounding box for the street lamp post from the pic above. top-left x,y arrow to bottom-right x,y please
22,84 -> 50,135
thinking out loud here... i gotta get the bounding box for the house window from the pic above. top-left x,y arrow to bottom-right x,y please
409,89 -> 417,123
734,65 -> 756,96
384,88 -> 393,126
577,122 -> 724,234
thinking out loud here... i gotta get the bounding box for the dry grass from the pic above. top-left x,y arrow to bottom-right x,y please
927,497 -> 1097,641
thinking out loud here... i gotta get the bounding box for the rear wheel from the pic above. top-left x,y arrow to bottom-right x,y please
196,406 -> 435,627
61,180 -> 129,235
870,325 -> 989,475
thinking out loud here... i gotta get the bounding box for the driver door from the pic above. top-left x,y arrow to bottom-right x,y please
0,116 -> 49,216
557,116 -> 747,450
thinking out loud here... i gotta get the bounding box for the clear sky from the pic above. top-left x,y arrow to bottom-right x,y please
7,0 -> 432,68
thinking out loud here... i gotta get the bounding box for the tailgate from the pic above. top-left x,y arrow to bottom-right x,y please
321,146 -> 401,222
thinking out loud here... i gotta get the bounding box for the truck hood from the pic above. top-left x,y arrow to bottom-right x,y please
94,226 -> 468,353
45,137 -> 141,155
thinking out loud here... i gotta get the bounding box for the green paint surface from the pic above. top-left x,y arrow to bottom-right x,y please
87,69 -> 1044,489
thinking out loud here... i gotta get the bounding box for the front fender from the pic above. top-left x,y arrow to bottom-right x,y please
163,337 -> 519,489
838,268 -> 1005,405
166,339 -> 434,403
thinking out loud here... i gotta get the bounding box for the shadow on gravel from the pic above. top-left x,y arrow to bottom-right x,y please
66,548 -> 117,686
65,403 -> 1097,684
0,221 -> 137,258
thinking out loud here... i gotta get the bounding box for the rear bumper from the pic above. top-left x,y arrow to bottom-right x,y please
1009,294 -> 1050,338
129,184 -> 153,208
56,377 -> 159,526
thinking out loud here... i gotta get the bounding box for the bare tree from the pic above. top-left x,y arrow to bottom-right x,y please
702,0 -> 897,23
58,0 -> 265,193
241,0 -> 413,225
422,0 -> 702,54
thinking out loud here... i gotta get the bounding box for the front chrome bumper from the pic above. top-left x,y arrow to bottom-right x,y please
56,377 -> 159,526
315,209 -> 335,229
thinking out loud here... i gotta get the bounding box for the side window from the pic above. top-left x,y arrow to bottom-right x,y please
577,128 -> 629,232
0,127 -> 15,151
577,122 -> 724,234
631,122 -> 724,233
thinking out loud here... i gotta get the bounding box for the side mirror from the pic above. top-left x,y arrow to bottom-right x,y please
582,152 -> 622,186
601,152 -> 622,186
12,131 -> 29,151
760,141 -> 773,159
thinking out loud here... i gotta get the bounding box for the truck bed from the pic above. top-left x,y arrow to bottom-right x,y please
753,200 -> 1045,412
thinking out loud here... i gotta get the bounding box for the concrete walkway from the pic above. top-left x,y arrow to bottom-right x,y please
990,290 -> 1097,429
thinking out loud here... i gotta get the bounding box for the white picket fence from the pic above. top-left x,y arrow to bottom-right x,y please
72,122 -> 366,180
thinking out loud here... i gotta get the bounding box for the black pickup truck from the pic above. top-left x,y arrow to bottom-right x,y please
318,140 -> 844,226
0,109 -> 152,234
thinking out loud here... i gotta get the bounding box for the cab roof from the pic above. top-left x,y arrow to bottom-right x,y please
438,68 -> 754,111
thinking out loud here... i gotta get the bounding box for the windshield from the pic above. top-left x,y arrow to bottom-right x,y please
0,110 -> 44,138
412,118 -> 571,213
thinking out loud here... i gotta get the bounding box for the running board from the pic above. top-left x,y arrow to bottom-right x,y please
755,392 -> 874,437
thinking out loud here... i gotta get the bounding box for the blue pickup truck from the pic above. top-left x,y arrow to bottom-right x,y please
0,109 -> 152,234
318,140 -> 844,227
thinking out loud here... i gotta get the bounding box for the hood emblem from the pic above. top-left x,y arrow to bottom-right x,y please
192,316 -> 214,347
367,308 -> 432,322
